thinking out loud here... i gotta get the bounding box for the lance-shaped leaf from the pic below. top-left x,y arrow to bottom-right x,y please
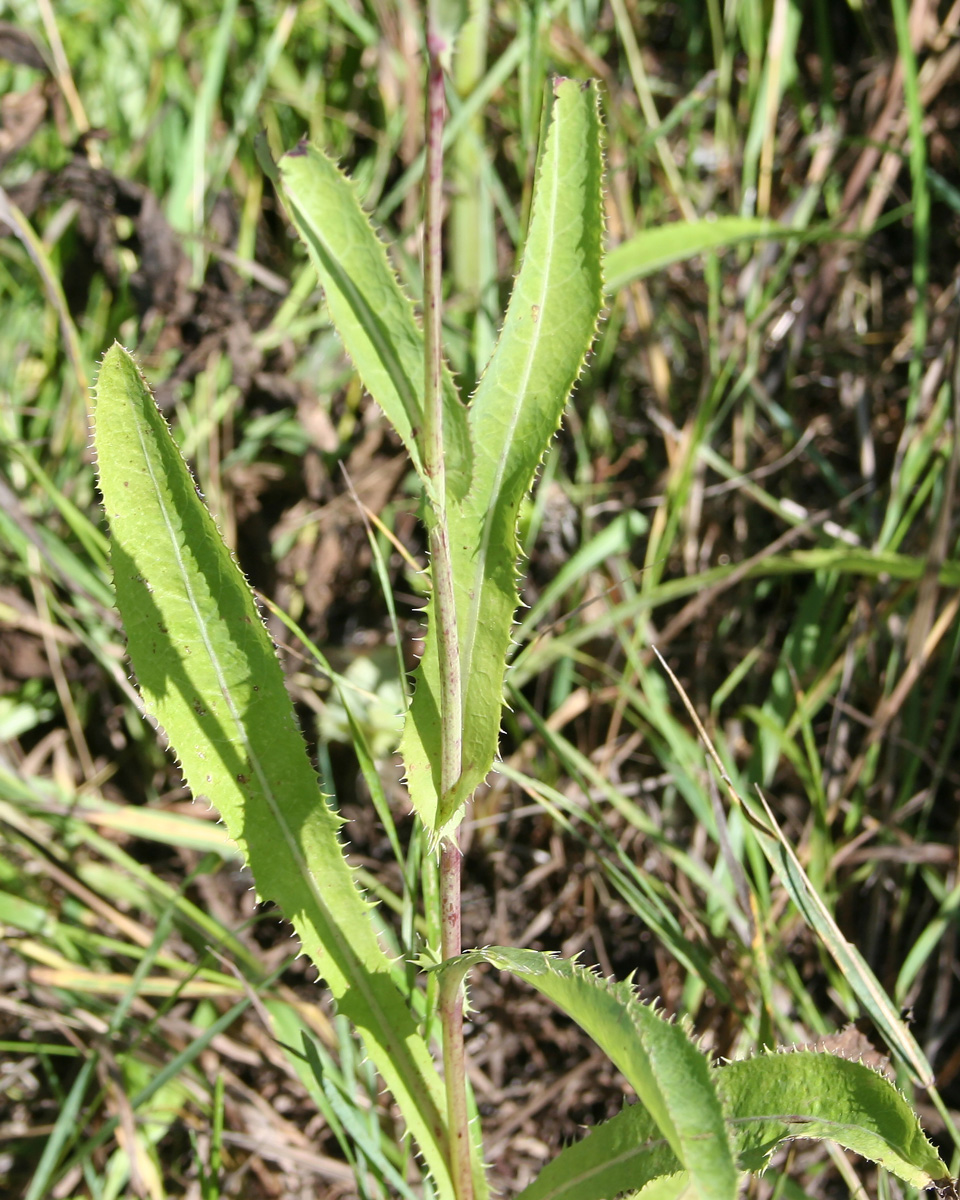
93,345 -> 454,1199
719,1051 -> 950,1188
277,141 -> 471,506
439,947 -> 737,1200
401,78 -> 605,835
514,1048 -> 949,1200
515,1100 -> 679,1200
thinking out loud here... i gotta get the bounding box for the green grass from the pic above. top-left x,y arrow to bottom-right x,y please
2,1 -> 960,1196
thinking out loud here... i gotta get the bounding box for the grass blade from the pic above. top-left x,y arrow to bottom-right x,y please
604,217 -> 784,292
24,1053 -> 98,1200
747,787 -> 935,1088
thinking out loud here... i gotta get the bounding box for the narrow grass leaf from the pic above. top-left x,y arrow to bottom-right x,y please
604,217 -> 785,293
202,1072 -> 225,1200
269,1003 -> 418,1200
59,993 -> 256,1184
93,345 -> 452,1198
9,441 -> 109,569
166,0 -> 239,238
747,788 -> 935,1088
277,143 -> 471,505
0,1041 -> 82,1057
0,187 -> 88,402
654,650 -> 936,1092
401,78 -> 605,835
24,1053 -> 98,1200
81,805 -> 240,858
326,0 -> 379,45
208,5 -> 297,204
440,947 -> 737,1200
0,890 -> 55,936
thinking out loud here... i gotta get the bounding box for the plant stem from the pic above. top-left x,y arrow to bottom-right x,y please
423,17 -> 462,812
424,14 -> 474,1200
439,836 -> 473,1200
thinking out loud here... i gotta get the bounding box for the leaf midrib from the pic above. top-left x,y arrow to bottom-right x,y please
124,385 -> 420,1085
459,114 -> 565,720
530,1134 -> 673,1200
290,196 -> 422,443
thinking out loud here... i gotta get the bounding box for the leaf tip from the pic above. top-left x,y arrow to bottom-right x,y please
286,136 -> 310,159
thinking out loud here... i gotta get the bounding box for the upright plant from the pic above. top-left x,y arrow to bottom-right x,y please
93,11 -> 952,1200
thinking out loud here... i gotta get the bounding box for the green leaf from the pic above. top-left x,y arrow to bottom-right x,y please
514,1102 -> 679,1200
93,345 -> 453,1199
745,789 -> 936,1088
516,1049 -> 950,1200
277,141 -> 472,506
440,947 -> 738,1200
626,1174 -> 694,1200
24,1053 -> 98,1200
401,77 -> 605,836
720,1051 -> 950,1189
431,0 -> 471,69
603,217 -> 785,293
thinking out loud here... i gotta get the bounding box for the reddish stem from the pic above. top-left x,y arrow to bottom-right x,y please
423,17 -> 475,1200
439,836 -> 473,1200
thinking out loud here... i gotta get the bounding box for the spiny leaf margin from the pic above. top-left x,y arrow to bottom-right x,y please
719,1050 -> 950,1188
438,946 -> 737,1200
277,141 -> 471,505
93,344 -> 453,1198
514,1047 -> 950,1200
401,77 -> 606,836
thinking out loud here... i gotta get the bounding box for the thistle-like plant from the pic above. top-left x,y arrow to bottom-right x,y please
93,17 -> 952,1200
